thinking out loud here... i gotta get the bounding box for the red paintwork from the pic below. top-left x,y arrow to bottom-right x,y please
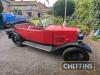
14,23 -> 78,46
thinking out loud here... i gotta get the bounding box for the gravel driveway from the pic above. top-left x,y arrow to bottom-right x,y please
0,30 -> 100,75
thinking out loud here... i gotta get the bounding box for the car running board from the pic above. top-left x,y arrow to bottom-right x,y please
22,41 -> 53,52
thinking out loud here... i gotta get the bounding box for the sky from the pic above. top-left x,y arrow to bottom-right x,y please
15,0 -> 57,7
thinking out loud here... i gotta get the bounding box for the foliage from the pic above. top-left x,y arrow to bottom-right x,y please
0,1 -> 3,13
74,0 -> 100,33
31,17 -> 63,26
90,0 -> 100,30
92,36 -> 100,41
78,24 -> 91,34
31,19 -> 40,25
53,0 -> 75,18
47,7 -> 52,15
73,0 -> 92,30
40,18 -> 53,26
74,0 -> 92,23
67,17 -> 78,27
52,17 -> 63,24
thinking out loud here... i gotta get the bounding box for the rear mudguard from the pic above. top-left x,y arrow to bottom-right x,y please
5,30 -> 13,39
53,42 -> 92,53
5,30 -> 20,39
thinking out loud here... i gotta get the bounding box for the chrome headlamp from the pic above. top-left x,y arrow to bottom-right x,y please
78,33 -> 84,41
77,29 -> 84,42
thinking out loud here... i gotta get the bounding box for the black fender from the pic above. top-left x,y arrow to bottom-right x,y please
53,42 -> 92,53
5,30 -> 21,39
5,30 -> 13,39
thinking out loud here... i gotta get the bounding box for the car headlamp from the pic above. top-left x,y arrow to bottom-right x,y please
77,33 -> 84,42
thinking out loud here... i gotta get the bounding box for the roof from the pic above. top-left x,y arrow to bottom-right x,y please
10,1 -> 37,6
2,0 -> 48,10
37,2 -> 48,9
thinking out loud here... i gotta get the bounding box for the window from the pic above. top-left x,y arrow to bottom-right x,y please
27,12 -> 32,18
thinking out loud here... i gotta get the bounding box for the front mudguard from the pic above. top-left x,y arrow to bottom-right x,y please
53,42 -> 92,53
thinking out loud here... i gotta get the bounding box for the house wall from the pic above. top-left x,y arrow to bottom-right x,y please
2,1 -> 49,19
2,1 -> 11,12
11,5 -> 40,18
22,10 -> 38,19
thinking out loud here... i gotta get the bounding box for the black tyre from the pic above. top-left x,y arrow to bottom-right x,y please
63,47 -> 89,61
12,34 -> 24,47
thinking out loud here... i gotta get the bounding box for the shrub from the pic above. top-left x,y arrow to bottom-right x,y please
67,20 -> 77,27
31,19 -> 40,25
92,36 -> 100,41
78,24 -> 91,35
52,17 -> 63,24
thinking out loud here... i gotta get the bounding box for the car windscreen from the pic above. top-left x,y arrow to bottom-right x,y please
38,18 -> 53,27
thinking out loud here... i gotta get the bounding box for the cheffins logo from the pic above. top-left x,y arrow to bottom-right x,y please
62,61 -> 95,70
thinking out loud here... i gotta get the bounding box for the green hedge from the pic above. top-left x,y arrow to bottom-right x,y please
92,36 -> 100,41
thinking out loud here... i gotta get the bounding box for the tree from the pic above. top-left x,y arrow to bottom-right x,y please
74,0 -> 100,31
74,0 -> 92,33
53,0 -> 75,18
0,1 -> 3,13
74,0 -> 92,24
90,0 -> 100,30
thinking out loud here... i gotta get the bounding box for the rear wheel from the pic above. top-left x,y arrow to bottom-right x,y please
12,34 -> 24,47
63,47 -> 89,61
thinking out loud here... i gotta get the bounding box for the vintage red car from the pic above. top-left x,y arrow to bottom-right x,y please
6,23 -> 92,61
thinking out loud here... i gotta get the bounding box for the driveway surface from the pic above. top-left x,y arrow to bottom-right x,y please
0,30 -> 100,75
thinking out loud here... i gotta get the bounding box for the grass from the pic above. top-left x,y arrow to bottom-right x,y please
92,36 -> 100,41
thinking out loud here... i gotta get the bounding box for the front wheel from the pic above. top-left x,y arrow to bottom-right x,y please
63,47 -> 89,61
12,34 -> 24,47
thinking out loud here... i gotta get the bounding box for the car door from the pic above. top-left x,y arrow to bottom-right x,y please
28,26 -> 44,43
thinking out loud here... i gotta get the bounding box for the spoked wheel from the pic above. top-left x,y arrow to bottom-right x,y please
12,34 -> 24,47
63,47 -> 89,61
